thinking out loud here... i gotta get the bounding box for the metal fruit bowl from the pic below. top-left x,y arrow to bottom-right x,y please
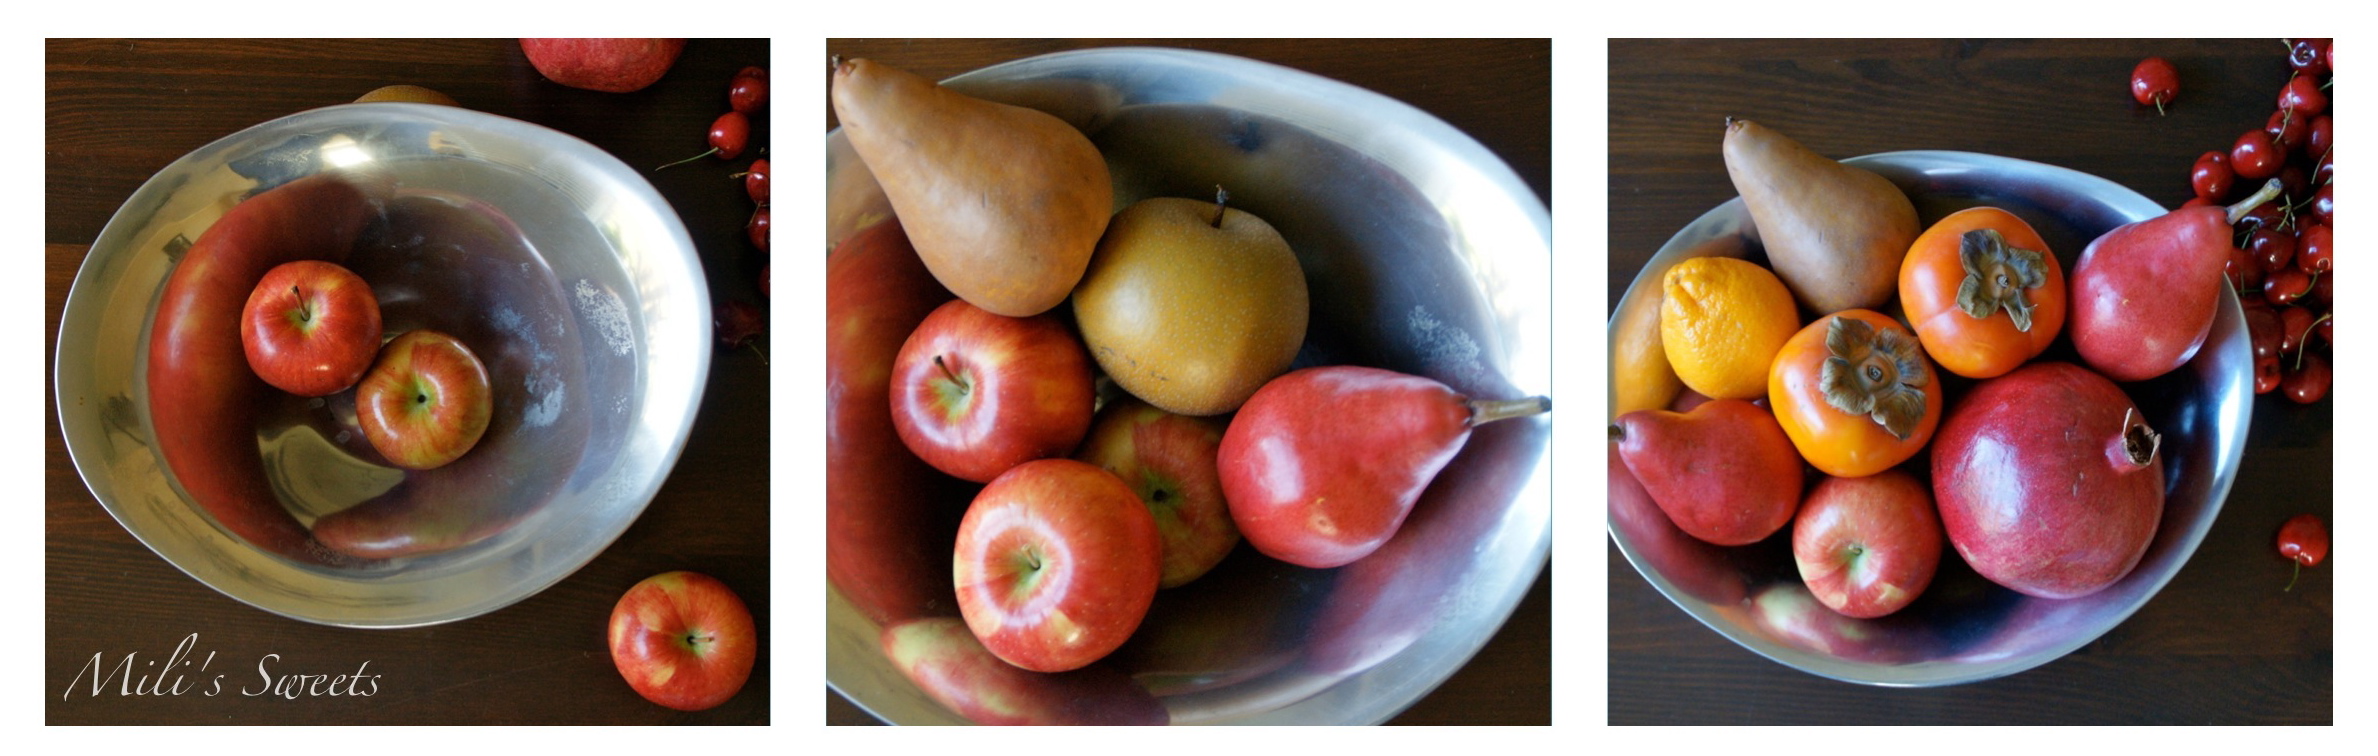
1607,150 -> 2251,685
54,103 -> 710,627
826,47 -> 1551,724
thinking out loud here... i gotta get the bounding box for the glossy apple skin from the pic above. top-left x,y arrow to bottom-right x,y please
239,260 -> 382,397
890,299 -> 1096,483
826,220 -> 974,625
1791,470 -> 1943,618
356,330 -> 493,470
954,458 -> 1161,673
882,617 -> 1166,725
1219,366 -> 1481,569
146,172 -> 385,566
1933,361 -> 2163,599
608,571 -> 758,712
1074,397 -> 1237,588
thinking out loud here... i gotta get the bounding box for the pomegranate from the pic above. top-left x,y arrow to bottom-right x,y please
1930,362 -> 2164,599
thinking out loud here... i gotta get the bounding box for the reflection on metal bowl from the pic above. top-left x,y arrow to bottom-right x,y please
1607,151 -> 2251,686
826,47 -> 1551,724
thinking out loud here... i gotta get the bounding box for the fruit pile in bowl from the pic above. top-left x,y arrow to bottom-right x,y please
53,102 -> 711,627
827,48 -> 1551,724
1607,125 -> 2251,685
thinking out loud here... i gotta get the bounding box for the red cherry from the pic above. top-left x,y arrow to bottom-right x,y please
2296,223 -> 2331,274
2276,513 -> 2329,592
2277,305 -> 2314,355
713,299 -> 765,348
655,111 -> 752,170
2319,310 -> 2333,344
2265,109 -> 2310,154
2244,300 -> 2284,360
2312,269 -> 2334,309
2191,150 -> 2234,201
739,158 -> 770,205
2282,351 -> 2329,404
2228,243 -> 2266,293
728,66 -> 769,114
2254,354 -> 2284,394
2231,130 -> 2283,181
2307,115 -> 2332,163
747,205 -> 770,253
2250,227 -> 2299,273
2131,57 -> 2179,113
2279,73 -> 2328,117
2265,268 -> 2313,306
2288,39 -> 2331,77
2313,150 -> 2333,187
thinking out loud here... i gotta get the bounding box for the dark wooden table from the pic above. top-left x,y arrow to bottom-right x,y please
45,38 -> 772,724
823,37 -> 1551,726
1608,38 -> 2332,724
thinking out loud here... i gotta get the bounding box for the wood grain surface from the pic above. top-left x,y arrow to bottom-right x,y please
823,37 -> 1551,726
1608,38 -> 2332,725
45,38 -> 773,725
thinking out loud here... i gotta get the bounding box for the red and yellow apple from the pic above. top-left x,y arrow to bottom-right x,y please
239,259 -> 382,397
517,38 -> 684,93
1073,397 -> 1237,588
881,616 -> 1165,725
890,300 -> 1095,483
1790,470 -> 1944,618
356,329 -> 492,470
953,458 -> 1161,673
608,571 -> 758,712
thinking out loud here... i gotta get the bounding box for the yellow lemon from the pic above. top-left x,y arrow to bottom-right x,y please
1659,256 -> 1800,400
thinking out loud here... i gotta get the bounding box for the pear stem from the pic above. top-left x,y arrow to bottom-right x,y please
1211,185 -> 1230,228
2224,179 -> 2284,224
1469,396 -> 1551,427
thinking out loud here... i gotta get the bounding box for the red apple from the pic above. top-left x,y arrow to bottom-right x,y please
518,38 -> 684,93
891,299 -> 1096,483
1073,397 -> 1237,588
826,218 -> 973,626
881,617 -> 1166,725
1790,470 -> 1943,619
239,259 -> 382,397
953,458 -> 1161,673
356,330 -> 492,470
608,571 -> 758,712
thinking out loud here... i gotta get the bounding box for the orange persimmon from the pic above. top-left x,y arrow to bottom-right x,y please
1898,207 -> 2066,379
1768,309 -> 1943,478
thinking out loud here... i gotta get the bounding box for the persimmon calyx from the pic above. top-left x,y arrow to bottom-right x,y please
1818,316 -> 1930,440
1955,228 -> 2048,332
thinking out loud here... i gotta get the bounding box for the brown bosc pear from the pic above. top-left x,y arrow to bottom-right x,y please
830,58 -> 1114,317
1721,118 -> 1920,315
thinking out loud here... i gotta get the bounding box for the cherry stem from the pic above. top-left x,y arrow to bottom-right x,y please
2285,559 -> 2302,592
934,355 -> 966,394
1211,185 -> 1230,228
2154,94 -> 2167,116
2224,179 -> 2285,225
2293,309 -> 2331,371
655,148 -> 721,171
1471,396 -> 1552,426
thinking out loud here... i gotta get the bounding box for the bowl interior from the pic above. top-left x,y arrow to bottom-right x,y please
55,103 -> 710,627
826,48 -> 1551,724
1606,150 -> 2251,685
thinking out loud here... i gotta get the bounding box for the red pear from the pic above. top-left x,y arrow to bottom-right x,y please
1217,366 -> 1550,569
2071,179 -> 2280,382
1611,399 -> 1804,546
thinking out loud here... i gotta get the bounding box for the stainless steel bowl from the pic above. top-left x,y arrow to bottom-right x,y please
54,103 -> 710,627
827,47 -> 1551,724
1607,150 -> 2251,685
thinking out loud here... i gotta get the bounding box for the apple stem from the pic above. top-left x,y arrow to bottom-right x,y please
1469,395 -> 1551,427
1211,185 -> 1230,228
292,285 -> 311,323
934,355 -> 967,395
